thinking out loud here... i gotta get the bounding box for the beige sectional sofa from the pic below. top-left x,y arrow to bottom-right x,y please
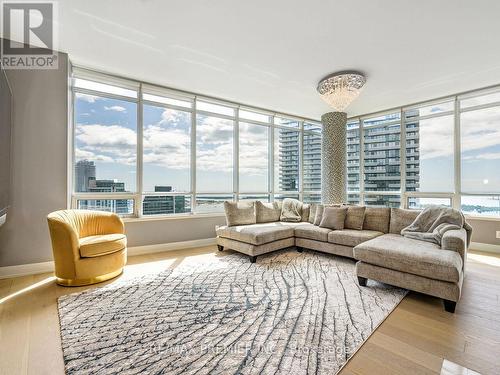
216,204 -> 470,313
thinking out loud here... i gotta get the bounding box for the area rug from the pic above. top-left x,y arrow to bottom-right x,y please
58,249 -> 406,374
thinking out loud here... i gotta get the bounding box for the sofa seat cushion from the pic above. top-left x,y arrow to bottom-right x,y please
328,229 -> 383,247
294,224 -> 332,242
216,223 -> 294,245
353,234 -> 463,283
79,233 -> 127,258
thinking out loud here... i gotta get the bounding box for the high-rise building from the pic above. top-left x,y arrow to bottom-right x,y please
347,112 -> 420,207
142,186 -> 188,215
278,128 -> 300,191
75,160 -> 96,192
75,160 -> 131,214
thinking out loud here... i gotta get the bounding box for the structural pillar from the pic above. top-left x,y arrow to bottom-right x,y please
321,111 -> 347,204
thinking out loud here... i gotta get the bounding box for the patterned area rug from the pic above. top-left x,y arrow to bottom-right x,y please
58,249 -> 406,374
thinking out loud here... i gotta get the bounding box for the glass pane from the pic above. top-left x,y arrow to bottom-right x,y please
143,93 -> 192,108
347,123 -> 360,191
143,105 -> 191,192
239,110 -> 270,123
196,101 -> 235,117
364,194 -> 401,208
142,195 -> 191,215
363,114 -> 401,192
195,194 -> 233,213
274,194 -> 299,201
461,107 -> 500,193
77,199 -> 134,215
196,115 -> 234,192
347,194 -> 360,205
461,91 -> 500,109
404,101 -> 454,119
274,128 -> 299,191
239,122 -> 269,192
304,122 -> 321,132
239,194 -> 270,202
74,78 -> 137,98
461,195 -> 500,217
408,197 -> 451,209
274,117 -> 299,128
303,193 -> 321,203
74,93 -> 137,192
303,132 -> 321,191
405,116 -> 454,192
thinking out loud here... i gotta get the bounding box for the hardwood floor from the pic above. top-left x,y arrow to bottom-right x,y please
1,247 -> 499,374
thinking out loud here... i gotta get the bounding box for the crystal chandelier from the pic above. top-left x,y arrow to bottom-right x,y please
317,71 -> 366,112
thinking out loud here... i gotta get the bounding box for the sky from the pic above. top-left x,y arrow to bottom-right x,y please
75,93 -> 271,193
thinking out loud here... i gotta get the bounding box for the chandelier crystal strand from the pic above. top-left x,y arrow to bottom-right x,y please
317,72 -> 366,111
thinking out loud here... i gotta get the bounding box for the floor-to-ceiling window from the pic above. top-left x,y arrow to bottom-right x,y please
348,88 -> 500,217
71,68 -> 322,217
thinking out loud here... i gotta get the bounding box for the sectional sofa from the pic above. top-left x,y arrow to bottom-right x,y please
216,202 -> 471,312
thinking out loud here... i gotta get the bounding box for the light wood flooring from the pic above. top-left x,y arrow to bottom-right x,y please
1,247 -> 499,375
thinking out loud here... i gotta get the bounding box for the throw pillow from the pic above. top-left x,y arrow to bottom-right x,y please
223,201 -> 256,226
344,206 -> 366,230
313,205 -> 324,226
389,208 -> 420,234
280,198 -> 303,222
255,201 -> 281,223
319,207 -> 348,230
301,204 -> 310,222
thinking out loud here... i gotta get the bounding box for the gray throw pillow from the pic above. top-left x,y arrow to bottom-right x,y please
344,206 -> 366,230
255,201 -> 281,223
313,205 -> 324,226
223,201 -> 256,226
301,204 -> 310,222
319,207 -> 348,230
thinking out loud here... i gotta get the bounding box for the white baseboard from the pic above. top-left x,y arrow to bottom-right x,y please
127,238 -> 216,256
0,238 -> 216,280
469,241 -> 500,254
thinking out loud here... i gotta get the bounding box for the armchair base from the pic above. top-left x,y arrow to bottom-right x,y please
56,268 -> 123,287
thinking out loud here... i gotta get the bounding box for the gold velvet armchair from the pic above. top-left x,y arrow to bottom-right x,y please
47,210 -> 127,286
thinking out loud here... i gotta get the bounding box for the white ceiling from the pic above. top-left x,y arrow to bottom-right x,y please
52,1 -> 500,118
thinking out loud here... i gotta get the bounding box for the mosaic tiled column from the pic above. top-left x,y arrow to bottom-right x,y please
321,111 -> 347,204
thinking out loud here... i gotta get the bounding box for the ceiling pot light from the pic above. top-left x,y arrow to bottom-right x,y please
317,71 -> 366,112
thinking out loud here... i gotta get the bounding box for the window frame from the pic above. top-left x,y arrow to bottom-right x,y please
70,67 -> 322,218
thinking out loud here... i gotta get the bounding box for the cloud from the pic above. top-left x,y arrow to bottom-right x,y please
75,148 -> 115,163
472,152 -> 500,160
76,93 -> 99,103
104,105 -> 127,112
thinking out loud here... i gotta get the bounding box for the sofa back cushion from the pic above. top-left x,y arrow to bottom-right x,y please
389,208 -> 420,234
313,205 -> 324,225
344,206 -> 366,230
309,204 -> 319,223
301,204 -> 310,222
280,198 -> 303,222
319,207 -> 348,230
255,201 -> 281,223
224,201 -> 256,226
363,207 -> 391,233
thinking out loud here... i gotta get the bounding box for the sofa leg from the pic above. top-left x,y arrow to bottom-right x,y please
249,255 -> 257,263
296,246 -> 303,253
217,245 -> 224,252
443,299 -> 456,313
357,276 -> 367,287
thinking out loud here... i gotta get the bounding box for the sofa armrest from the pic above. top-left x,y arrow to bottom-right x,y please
442,228 -> 467,269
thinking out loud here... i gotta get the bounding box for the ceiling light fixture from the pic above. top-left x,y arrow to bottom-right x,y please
317,71 -> 366,112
